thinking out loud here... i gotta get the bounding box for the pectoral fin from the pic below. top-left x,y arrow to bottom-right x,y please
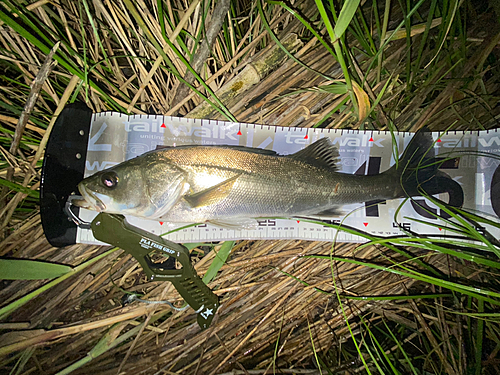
184,174 -> 241,208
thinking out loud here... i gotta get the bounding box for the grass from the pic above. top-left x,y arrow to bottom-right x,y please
0,0 -> 500,374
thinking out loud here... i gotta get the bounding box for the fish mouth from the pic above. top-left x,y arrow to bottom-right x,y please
75,183 -> 106,212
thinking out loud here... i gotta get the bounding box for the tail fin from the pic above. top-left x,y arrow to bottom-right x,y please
394,126 -> 437,197
390,127 -> 463,207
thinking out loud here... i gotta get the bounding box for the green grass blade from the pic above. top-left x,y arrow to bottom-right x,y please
258,0 -> 334,81
362,316 -> 400,374
122,0 -> 236,121
55,322 -> 142,375
474,299 -> 484,375
276,267 -> 451,300
202,241 -> 235,284
357,238 -> 500,269
267,0 -> 336,57
306,254 -> 500,305
333,0 -> 361,39
307,318 -> 323,375
0,178 -> 39,199
81,0 -> 110,70
0,2 -> 124,111
0,248 -> 118,320
9,347 -> 35,375
0,259 -> 72,280
382,319 -> 418,374
301,217 -> 440,275
314,0 -> 358,115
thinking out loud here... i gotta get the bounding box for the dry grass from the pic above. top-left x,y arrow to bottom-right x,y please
1,0 -> 500,374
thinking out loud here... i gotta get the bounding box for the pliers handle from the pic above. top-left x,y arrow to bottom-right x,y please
91,213 -> 219,329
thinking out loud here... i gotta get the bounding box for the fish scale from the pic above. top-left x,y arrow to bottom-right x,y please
158,147 -> 386,224
75,129 -> 453,228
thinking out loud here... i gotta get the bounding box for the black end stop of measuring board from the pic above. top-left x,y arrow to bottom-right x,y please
40,103 -> 93,247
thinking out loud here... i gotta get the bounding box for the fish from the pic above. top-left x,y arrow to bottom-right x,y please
75,128 -> 456,229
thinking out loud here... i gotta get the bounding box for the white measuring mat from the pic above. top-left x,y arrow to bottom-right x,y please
76,112 -> 500,244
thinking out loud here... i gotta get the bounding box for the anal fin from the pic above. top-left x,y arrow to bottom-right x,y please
310,206 -> 344,217
209,218 -> 258,230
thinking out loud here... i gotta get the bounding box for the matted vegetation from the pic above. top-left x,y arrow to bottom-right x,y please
1,0 -> 500,374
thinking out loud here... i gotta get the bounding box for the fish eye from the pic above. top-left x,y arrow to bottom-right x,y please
101,171 -> 119,189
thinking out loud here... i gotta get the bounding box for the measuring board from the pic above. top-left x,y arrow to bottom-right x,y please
45,109 -> 499,245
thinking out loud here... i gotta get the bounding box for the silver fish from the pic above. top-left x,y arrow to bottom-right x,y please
75,129 -> 452,228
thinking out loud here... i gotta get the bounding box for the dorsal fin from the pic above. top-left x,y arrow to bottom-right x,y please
288,138 -> 339,170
